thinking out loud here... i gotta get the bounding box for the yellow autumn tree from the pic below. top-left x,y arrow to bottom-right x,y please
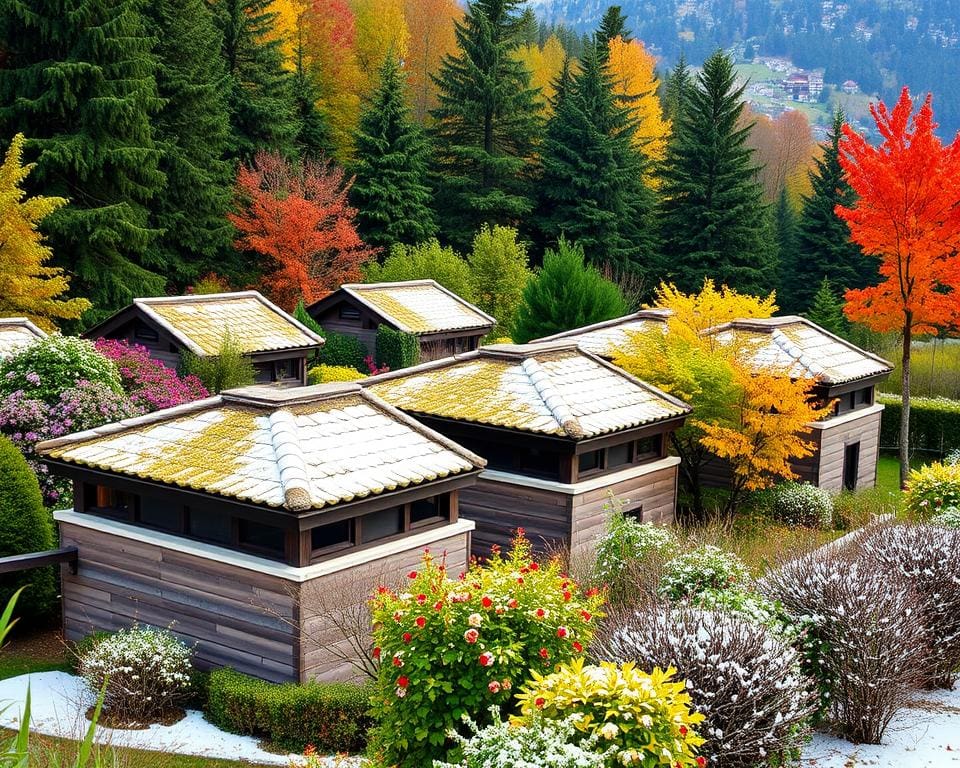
0,134 -> 90,331
351,0 -> 409,95
516,34 -> 568,114
606,36 -> 670,167
267,0 -> 305,66
612,279 -> 832,519
402,0 -> 462,122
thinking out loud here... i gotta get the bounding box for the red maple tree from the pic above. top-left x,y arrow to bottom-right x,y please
229,151 -> 377,309
836,88 -> 960,486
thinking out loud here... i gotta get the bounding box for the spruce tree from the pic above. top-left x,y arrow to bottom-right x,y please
658,50 -> 774,296
211,0 -> 298,159
291,24 -> 334,159
534,41 -> 657,275
0,0 -> 167,317
430,0 -> 543,249
144,0 -> 235,288
352,55 -> 437,249
663,53 -> 691,124
774,187 -> 797,289
597,5 -> 631,49
782,109 -> 877,313
806,277 -> 849,337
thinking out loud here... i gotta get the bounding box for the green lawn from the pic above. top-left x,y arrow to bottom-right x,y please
0,625 -> 71,681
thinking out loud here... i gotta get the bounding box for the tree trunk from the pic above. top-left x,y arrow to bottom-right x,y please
900,314 -> 912,489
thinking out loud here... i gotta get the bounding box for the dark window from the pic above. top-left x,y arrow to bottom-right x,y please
254,362 -> 273,383
138,495 -> 181,532
515,447 -> 561,481
843,442 -> 861,491
857,387 -> 872,405
635,435 -> 662,461
578,450 -> 603,475
83,484 -> 136,520
312,519 -> 354,553
454,337 -> 470,354
362,507 -> 403,542
848,392 -> 857,412
339,306 -> 361,321
276,358 -> 299,381
238,519 -> 286,558
607,442 -> 633,468
411,496 -> 448,526
187,507 -> 231,545
133,321 -> 159,343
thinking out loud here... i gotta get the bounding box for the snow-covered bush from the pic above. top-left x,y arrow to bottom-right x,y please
78,626 -> 193,723
659,545 -> 749,601
932,506 -> 960,528
596,603 -> 817,768
857,523 -> 960,688
763,481 -> 834,528
690,587 -> 798,639
760,549 -> 926,743
433,708 -> 610,768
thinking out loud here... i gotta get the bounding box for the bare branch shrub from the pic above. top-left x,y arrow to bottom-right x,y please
855,522 -> 960,688
760,548 -> 926,744
594,603 -> 817,768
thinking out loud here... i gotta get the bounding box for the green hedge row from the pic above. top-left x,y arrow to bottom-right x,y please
878,392 -> 960,456
205,668 -> 373,753
376,324 -> 419,370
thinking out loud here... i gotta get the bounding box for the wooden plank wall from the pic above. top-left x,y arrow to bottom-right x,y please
59,522 -> 298,683
816,409 -> 882,491
311,302 -> 377,354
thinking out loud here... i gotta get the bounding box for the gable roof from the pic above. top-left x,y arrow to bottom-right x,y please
531,310 -> 671,359
87,292 -> 324,357
705,316 -> 893,386
314,281 -> 496,335
37,383 -> 483,512
0,318 -> 47,359
365,341 -> 690,439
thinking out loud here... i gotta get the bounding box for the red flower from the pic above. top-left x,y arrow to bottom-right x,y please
517,577 -> 524,584
585,587 -> 600,597
534,696 -> 545,708
372,647 -> 381,659
490,543 -> 501,555
415,616 -> 426,628
572,641 -> 583,653
488,680 -> 501,694
464,628 -> 479,644
507,598 -> 518,609
529,562 -> 539,571
556,626 -> 568,639
481,596 -> 493,609
376,586 -> 389,595
502,679 -> 512,690
479,651 -> 495,667
402,632 -> 412,643
392,611 -> 403,623
416,593 -> 427,604
304,744 -> 317,757
392,654 -> 404,667
535,608 -> 546,618
516,527 -> 526,536
396,675 -> 409,688
434,600 -> 444,611
539,647 -> 549,659
696,758 -> 707,768
408,571 -> 418,579
563,591 -> 572,602
581,611 -> 592,622
679,726 -> 688,737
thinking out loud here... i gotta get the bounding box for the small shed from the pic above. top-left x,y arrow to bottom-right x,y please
84,292 -> 324,386
366,341 -> 690,557
38,383 -> 484,682
0,317 -> 46,359
307,280 -> 496,364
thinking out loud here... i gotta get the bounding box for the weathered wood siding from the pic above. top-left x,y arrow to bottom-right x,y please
816,409 -> 882,491
98,318 -> 183,371
310,299 -> 378,354
59,522 -> 298,682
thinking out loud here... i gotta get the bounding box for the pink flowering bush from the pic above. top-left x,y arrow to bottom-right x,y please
367,532 -> 605,768
95,339 -> 208,411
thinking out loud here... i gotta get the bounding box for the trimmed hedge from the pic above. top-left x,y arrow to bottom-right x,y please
878,392 -> 960,457
376,324 -> 419,371
205,668 -> 372,753
293,300 -> 368,371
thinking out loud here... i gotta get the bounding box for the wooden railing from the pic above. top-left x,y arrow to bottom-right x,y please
0,546 -> 78,575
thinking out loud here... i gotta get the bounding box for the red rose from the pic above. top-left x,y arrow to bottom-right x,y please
539,647 -> 549,659
507,599 -> 518,609
696,758 -> 707,768
581,611 -> 592,622
563,591 -> 572,602
572,641 -> 583,653
415,616 -> 426,628
479,652 -> 494,667
402,632 -> 412,643
488,680 -> 501,694
535,608 -> 546,618
529,562 -> 539,571
534,696 -> 545,708
481,596 -> 493,609
392,655 -> 404,667
396,676 -> 409,688
372,647 -> 381,659
408,571 -> 418,579
556,626 -> 568,639
416,594 -> 426,604
464,628 -> 479,644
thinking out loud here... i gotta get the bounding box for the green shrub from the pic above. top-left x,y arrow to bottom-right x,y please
376,324 -> 419,371
0,335 -> 121,405
293,300 -> 369,371
658,545 -> 749,601
307,365 -> 366,385
903,460 -> 960,518
466,225 -> 532,338
878,392 -> 960,458
0,436 -> 57,621
932,506 -> 960,528
206,668 -> 372,753
182,332 -> 255,394
365,239 -> 475,301
760,481 -> 834,528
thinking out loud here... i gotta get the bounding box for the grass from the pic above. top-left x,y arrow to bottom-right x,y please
0,624 -> 71,681
879,341 -> 960,400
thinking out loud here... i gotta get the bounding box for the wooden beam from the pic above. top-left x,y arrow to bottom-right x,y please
0,546 -> 78,575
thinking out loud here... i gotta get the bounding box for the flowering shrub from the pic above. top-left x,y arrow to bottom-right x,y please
659,546 -> 749,601
364,354 -> 389,375
94,339 -> 207,411
762,481 -> 834,528
904,461 -> 960,518
690,587 -> 797,639
597,603 -> 816,768
307,365 -> 366,385
932,506 -> 960,528
514,658 -> 706,768
0,335 -> 121,405
433,707 -> 610,768
78,626 -> 193,723
367,532 -> 605,768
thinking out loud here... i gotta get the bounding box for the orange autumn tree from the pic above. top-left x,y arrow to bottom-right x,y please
613,280 -> 833,519
229,151 -> 377,309
837,88 -> 960,487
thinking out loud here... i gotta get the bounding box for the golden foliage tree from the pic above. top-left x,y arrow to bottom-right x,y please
515,34 -> 567,114
606,36 -> 670,167
0,134 -> 90,330
351,0 -> 409,95
613,279 -> 832,519
402,0 -> 462,122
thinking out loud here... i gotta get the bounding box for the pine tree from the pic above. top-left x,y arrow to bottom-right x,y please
351,55 -> 437,249
291,23 -> 334,160
597,5 -> 631,50
782,109 -> 877,313
774,187 -> 797,290
144,0 -> 235,288
0,0 -> 167,317
806,277 -> 848,337
534,40 -> 657,275
430,0 -> 543,249
663,53 -> 691,124
658,50 -> 774,296
211,0 -> 299,159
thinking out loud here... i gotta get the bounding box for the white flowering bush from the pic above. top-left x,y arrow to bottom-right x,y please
78,626 -> 193,723
932,506 -> 960,528
596,603 -> 817,768
433,708 -> 610,768
763,482 -> 834,528
691,587 -> 798,640
946,449 -> 960,466
659,545 -> 750,601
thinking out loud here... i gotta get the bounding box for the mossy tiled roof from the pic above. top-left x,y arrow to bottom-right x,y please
38,384 -> 483,511
707,317 -> 893,385
340,281 -> 495,335
136,292 -> 324,356
366,342 -> 690,439
532,311 -> 671,359
0,318 -> 46,359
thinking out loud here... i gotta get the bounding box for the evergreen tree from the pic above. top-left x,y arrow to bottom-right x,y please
211,0 -> 298,159
430,0 -> 543,249
658,50 -> 774,296
534,41 -> 657,275
774,187 -> 797,290
144,0 -> 235,288
597,5 -> 631,50
806,277 -> 849,337
352,55 -> 437,249
663,53 -> 691,124
0,0 -> 167,317
782,109 -> 877,313
291,20 -> 334,159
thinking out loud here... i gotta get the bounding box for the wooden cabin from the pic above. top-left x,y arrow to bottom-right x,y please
307,280 -> 495,365
0,317 -> 46,359
38,383 -> 484,683
83,292 -> 324,387
365,341 -> 691,558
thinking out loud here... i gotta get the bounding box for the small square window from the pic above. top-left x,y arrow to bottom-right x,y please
188,507 -> 231,545
275,358 -> 299,381
362,507 -> 403,542
254,362 -> 273,383
311,519 -> 354,553
578,450 -> 603,474
411,496 -> 448,526
139,495 -> 181,532
607,442 -> 633,468
635,435 -> 662,460
133,322 -> 158,343
238,519 -> 286,557
84,484 -> 136,520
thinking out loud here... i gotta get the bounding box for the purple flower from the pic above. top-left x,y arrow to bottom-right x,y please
25,372 -> 41,386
